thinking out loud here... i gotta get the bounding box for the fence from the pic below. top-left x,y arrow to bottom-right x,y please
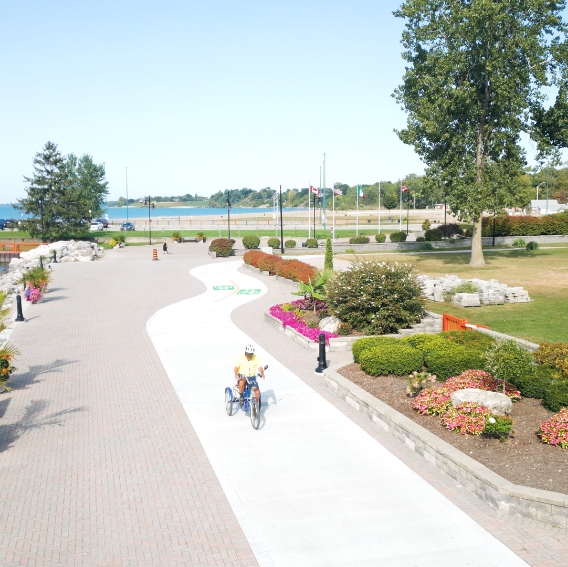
442,313 -> 490,332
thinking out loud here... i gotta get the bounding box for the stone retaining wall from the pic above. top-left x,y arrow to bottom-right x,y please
323,365 -> 568,527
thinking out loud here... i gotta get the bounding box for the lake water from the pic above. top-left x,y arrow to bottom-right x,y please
0,205 -> 305,221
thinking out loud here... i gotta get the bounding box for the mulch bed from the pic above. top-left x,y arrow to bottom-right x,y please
339,363 -> 568,494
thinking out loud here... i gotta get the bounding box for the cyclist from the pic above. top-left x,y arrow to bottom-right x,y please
234,344 -> 265,401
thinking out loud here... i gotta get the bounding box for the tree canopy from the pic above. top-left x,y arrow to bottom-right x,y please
394,0 -> 568,265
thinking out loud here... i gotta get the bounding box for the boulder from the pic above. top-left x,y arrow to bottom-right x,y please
319,316 -> 341,333
450,388 -> 512,416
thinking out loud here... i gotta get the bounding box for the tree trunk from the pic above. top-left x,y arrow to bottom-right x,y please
469,218 -> 485,267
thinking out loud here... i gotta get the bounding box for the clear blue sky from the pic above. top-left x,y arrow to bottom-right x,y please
0,0 -> 556,202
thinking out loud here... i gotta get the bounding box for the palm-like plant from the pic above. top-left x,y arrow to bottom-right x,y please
292,270 -> 331,313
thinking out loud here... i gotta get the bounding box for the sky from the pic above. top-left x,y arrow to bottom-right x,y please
0,0 -> 561,202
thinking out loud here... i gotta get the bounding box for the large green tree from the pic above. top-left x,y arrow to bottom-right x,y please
394,0 -> 568,266
17,142 -> 108,241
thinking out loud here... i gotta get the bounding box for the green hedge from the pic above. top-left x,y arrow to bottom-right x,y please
349,236 -> 370,244
424,345 -> 485,380
389,231 -> 407,242
402,333 -> 449,353
481,211 -> 568,236
515,365 -> 554,399
242,235 -> 260,249
352,337 -> 403,363
424,229 -> 443,241
360,345 -> 423,376
267,237 -> 280,248
285,239 -> 296,248
375,233 -> 386,243
306,238 -> 318,248
543,380 -> 568,412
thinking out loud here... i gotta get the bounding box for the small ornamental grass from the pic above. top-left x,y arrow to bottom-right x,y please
326,260 -> 425,335
441,402 -> 491,435
539,408 -> 568,449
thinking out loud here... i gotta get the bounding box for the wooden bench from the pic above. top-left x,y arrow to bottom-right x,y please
182,237 -> 205,243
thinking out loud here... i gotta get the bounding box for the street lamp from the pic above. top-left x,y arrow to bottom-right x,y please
226,190 -> 231,240
144,196 -> 153,245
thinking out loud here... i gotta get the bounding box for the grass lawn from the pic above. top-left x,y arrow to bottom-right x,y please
337,247 -> 568,344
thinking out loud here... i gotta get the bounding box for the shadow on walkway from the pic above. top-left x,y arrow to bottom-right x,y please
10,358 -> 77,390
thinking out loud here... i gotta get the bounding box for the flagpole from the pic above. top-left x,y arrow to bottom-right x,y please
332,188 -> 335,240
378,181 -> 381,235
356,184 -> 359,237
399,179 -> 402,227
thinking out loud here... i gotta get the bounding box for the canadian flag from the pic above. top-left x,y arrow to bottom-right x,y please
401,185 -> 409,193
309,185 -> 320,196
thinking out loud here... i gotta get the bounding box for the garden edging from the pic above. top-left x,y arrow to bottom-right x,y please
323,363 -> 568,527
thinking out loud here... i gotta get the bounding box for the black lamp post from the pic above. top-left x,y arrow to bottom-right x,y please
144,196 -> 153,245
226,190 -> 231,240
279,185 -> 284,254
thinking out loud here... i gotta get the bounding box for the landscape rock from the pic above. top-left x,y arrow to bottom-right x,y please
319,316 -> 341,333
450,388 -> 513,416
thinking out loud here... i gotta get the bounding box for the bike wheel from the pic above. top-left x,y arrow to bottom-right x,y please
250,397 -> 260,430
225,388 -> 236,416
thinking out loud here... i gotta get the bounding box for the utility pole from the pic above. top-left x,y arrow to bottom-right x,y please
226,190 -> 231,240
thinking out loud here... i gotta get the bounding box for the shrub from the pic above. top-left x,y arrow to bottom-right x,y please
443,281 -> 479,301
24,266 -> 50,289
424,344 -> 485,380
257,255 -> 280,273
481,211 -> 568,237
389,231 -> 407,242
171,231 -> 181,242
445,370 -> 521,400
526,241 -> 539,250
514,364 -> 553,399
420,242 -> 434,251
542,381 -> 568,413
440,330 -> 496,351
337,322 -> 352,336
324,238 -> 333,271
242,235 -> 260,249
442,402 -> 491,435
415,236 -> 425,242
208,238 -> 233,257
306,238 -> 319,248
534,342 -> 568,378
352,336 -> 403,363
375,233 -> 386,243
438,223 -> 464,238
267,237 -> 280,248
359,344 -> 423,376
196,232 -> 206,242
405,371 -> 437,397
402,333 -> 448,353
109,238 -> 117,247
424,228 -> 443,241
421,219 -> 431,230
349,236 -> 370,244
285,239 -> 297,249
513,238 -> 526,248
485,340 -> 534,393
243,250 -> 265,267
483,415 -> 513,442
327,260 -> 425,335
539,408 -> 568,448
115,233 -> 126,244
413,386 -> 453,415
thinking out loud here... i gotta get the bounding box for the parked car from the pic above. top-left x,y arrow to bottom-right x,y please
89,221 -> 104,231
96,218 -> 109,228
4,218 -> 18,229
120,222 -> 135,231
0,219 -> 6,230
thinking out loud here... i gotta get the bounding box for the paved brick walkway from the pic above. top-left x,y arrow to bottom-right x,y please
0,244 -> 258,567
232,267 -> 568,567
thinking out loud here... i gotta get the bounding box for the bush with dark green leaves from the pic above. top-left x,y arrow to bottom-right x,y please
349,235 -> 370,244
327,260 -> 425,335
485,340 -> 534,392
420,242 -> 434,251
337,322 -> 352,336
285,239 -> 296,248
415,236 -> 425,242
526,241 -> 539,250
424,344 -> 485,380
306,238 -> 319,248
483,416 -> 513,442
267,237 -> 280,248
352,336 -> 403,363
440,330 -> 496,351
242,235 -> 260,249
402,333 -> 449,353
389,231 -> 407,242
515,365 -> 554,399
375,233 -> 386,243
438,223 -> 464,238
360,344 -> 423,376
208,238 -> 234,257
542,380 -> 568,412
424,228 -> 443,241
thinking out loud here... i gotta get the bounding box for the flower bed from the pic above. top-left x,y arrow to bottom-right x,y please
269,300 -> 338,343
539,408 -> 568,449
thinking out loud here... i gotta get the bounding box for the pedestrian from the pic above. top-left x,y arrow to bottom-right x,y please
162,238 -> 168,254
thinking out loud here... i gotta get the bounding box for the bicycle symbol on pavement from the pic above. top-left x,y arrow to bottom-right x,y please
237,289 -> 261,295
213,285 -> 235,291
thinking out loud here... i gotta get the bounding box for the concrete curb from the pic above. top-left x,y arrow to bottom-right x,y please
323,363 -> 568,527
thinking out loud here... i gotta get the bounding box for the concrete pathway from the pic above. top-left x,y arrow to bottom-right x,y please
147,260 -> 528,567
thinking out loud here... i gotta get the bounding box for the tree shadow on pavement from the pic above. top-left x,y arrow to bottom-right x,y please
0,400 -> 86,453
9,359 -> 77,390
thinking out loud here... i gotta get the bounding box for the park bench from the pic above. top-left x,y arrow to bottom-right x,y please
181,236 -> 206,243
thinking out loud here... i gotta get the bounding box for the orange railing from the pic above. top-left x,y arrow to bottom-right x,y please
0,242 -> 46,253
442,313 -> 490,332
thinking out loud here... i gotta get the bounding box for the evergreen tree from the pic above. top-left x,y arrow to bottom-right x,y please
324,237 -> 333,271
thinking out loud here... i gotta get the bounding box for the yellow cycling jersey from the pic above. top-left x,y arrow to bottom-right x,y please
234,353 -> 262,377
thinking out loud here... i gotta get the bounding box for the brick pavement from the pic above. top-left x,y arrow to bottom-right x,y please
0,244 -> 258,567
232,267 -> 568,567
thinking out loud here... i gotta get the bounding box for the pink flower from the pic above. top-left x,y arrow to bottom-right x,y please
539,408 -> 568,449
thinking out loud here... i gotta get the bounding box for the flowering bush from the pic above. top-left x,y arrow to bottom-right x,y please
539,408 -> 568,449
269,301 -> 338,343
243,251 -> 317,284
257,255 -> 281,273
326,260 -> 424,335
25,287 -> 42,302
0,354 -> 15,379
405,371 -> 437,397
442,402 -> 491,435
412,386 -> 453,415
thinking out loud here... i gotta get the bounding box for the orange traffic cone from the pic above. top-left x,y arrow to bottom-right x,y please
152,249 -> 158,261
